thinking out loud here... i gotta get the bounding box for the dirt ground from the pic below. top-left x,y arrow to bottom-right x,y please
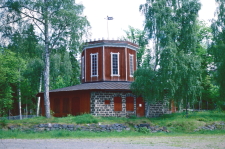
1,135 -> 225,149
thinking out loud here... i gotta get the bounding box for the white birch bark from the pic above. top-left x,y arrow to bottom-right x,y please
44,0 -> 51,118
18,87 -> 22,120
36,74 -> 42,116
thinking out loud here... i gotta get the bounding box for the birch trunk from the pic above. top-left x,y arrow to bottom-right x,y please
18,68 -> 22,120
36,74 -> 42,116
145,102 -> 150,117
44,0 -> 51,118
18,86 -> 22,120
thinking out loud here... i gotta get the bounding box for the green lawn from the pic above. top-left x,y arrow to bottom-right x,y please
0,111 -> 225,139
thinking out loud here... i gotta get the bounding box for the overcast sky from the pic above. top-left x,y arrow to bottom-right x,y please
78,0 -> 216,40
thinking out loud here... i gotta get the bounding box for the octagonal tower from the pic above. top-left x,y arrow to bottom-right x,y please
81,40 -> 138,83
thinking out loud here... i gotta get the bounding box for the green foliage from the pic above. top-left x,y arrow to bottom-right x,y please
123,26 -> 149,68
50,52 -> 73,90
139,127 -> 149,134
0,119 -> 8,128
0,0 -> 90,118
135,0 -> 202,112
0,50 -> 24,116
131,68 -> 162,103
211,0 -> 225,104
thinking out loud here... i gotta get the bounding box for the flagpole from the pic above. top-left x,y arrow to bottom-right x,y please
107,16 -> 109,39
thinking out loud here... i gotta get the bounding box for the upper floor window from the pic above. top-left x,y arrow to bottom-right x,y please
81,56 -> 84,79
111,52 -> 120,76
129,54 -> 134,77
91,53 -> 98,77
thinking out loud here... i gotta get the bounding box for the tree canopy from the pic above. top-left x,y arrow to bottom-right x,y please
0,0 -> 89,118
132,0 -> 202,114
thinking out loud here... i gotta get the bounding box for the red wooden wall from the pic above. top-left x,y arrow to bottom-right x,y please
81,45 -> 137,83
40,90 -> 90,117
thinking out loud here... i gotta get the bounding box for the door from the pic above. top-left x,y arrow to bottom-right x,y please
136,97 -> 145,117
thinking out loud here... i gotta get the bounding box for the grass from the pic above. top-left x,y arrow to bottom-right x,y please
0,111 -> 225,139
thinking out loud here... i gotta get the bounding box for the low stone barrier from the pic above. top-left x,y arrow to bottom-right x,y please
134,123 -> 169,133
6,123 -> 170,133
194,121 -> 225,132
7,123 -> 130,132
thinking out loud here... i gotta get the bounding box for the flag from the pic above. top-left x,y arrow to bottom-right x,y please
107,16 -> 113,20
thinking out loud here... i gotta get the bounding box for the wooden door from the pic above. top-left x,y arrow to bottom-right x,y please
72,97 -> 80,116
136,97 -> 145,117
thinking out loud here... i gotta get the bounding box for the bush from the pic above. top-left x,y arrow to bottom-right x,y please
139,127 -> 149,134
0,119 -> 8,128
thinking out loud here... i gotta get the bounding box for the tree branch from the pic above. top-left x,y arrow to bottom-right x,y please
20,11 -> 44,24
50,25 -> 68,49
1,16 -> 26,26
22,5 -> 43,16
33,19 -> 44,35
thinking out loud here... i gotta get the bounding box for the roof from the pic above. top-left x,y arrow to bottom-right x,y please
83,40 -> 139,51
40,82 -> 132,94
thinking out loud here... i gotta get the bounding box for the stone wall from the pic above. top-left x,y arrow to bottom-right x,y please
148,102 -> 169,117
90,91 -> 169,117
90,92 -> 134,117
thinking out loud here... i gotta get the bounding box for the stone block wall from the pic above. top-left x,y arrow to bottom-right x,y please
148,102 -> 168,117
90,92 -> 135,117
90,91 -> 169,117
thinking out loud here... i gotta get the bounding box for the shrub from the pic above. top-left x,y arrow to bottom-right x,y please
139,127 -> 149,134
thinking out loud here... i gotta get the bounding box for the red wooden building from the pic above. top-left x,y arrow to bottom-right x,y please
38,40 -> 148,117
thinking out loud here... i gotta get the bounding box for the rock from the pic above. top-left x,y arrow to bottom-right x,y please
38,124 -> 45,128
45,128 -> 50,131
139,124 -> 150,128
47,123 -> 52,128
62,124 -> 67,129
163,126 -> 167,131
67,125 -> 74,128
126,128 -> 130,131
52,124 -> 59,128
150,126 -> 155,131
99,125 -> 107,128
114,123 -> 120,127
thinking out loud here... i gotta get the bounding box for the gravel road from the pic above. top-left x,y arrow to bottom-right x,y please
0,138 -> 184,149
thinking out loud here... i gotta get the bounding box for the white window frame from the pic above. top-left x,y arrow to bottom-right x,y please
111,52 -> 120,76
90,53 -> 98,77
81,56 -> 84,79
129,54 -> 134,77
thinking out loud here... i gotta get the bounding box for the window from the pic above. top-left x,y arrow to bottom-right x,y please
111,52 -> 120,76
126,97 -> 134,111
105,100 -> 110,105
91,53 -> 98,77
81,56 -> 84,79
129,54 -> 134,77
114,97 -> 122,111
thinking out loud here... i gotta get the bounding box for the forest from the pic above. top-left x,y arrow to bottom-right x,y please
0,0 -> 224,117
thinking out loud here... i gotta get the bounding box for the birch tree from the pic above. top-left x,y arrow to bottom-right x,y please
211,0 -> 225,107
134,0 -> 202,115
1,0 -> 89,118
